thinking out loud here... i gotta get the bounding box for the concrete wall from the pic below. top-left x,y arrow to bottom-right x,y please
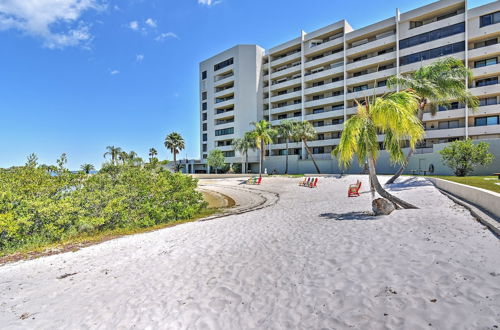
260,138 -> 500,175
428,177 -> 500,217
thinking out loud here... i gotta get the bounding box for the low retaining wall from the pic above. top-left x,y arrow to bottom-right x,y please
428,178 -> 500,218
190,174 -> 268,179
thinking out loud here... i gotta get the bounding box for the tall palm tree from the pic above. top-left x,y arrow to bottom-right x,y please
149,148 -> 158,162
80,163 -> 95,174
118,151 -> 129,164
334,92 -> 424,209
232,132 -> 256,174
385,57 -> 479,184
293,121 -> 321,174
277,119 -> 297,174
249,120 -> 276,178
164,132 -> 185,171
104,146 -> 122,165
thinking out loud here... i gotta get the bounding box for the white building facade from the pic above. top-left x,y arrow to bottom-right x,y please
198,0 -> 500,175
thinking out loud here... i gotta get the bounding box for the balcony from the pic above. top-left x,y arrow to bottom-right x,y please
214,73 -> 234,87
468,43 -> 500,61
305,52 -> 343,70
471,82 -> 500,97
399,13 -> 465,39
270,103 -> 302,115
214,86 -> 235,98
305,80 -> 344,95
347,68 -> 396,86
270,76 -> 302,90
306,95 -> 344,108
346,51 -> 396,71
304,64 -> 343,82
423,108 -> 465,121
346,34 -> 396,57
305,108 -> 344,121
315,123 -> 344,133
347,85 -> 390,100
304,36 -> 343,55
271,64 -> 302,80
472,63 -> 500,80
270,50 -> 301,67
270,90 -> 302,103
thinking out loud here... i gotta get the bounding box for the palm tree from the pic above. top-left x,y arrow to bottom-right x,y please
385,57 -> 479,184
232,132 -> 256,174
249,120 -> 276,178
149,148 -> 158,162
164,132 -> 185,171
80,163 -> 95,174
277,119 -> 297,174
293,121 -> 321,174
104,146 -> 122,165
334,92 -> 424,209
118,151 -> 129,164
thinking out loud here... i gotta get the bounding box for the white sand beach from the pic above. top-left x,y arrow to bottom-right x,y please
0,176 -> 499,329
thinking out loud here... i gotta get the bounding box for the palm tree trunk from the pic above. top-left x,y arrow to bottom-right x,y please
259,140 -> 264,178
244,152 -> 248,174
367,156 -> 418,209
285,139 -> 289,174
385,106 -> 425,185
173,151 -> 177,172
303,141 -> 321,174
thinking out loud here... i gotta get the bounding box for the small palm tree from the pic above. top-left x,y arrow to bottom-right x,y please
334,91 -> 424,209
149,148 -> 158,162
249,120 -> 276,178
385,57 -> 479,184
80,163 -> 95,174
104,146 -> 122,165
277,119 -> 297,174
164,132 -> 185,171
232,132 -> 256,174
293,121 -> 321,174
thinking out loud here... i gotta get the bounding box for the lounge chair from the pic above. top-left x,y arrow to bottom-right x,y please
246,177 -> 257,184
308,178 -> 319,188
348,180 -> 362,197
299,177 -> 311,186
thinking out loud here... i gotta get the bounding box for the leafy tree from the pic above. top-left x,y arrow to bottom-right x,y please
334,92 -> 424,209
104,146 -> 122,165
206,149 -> 225,174
293,121 -> 321,174
80,163 -> 95,174
25,153 -> 38,168
439,139 -> 494,176
164,132 -> 185,172
277,119 -> 297,174
249,120 -> 276,178
386,57 -> 479,184
232,132 -> 256,174
56,153 -> 68,171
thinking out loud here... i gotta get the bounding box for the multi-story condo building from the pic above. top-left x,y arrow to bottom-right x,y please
196,0 -> 500,175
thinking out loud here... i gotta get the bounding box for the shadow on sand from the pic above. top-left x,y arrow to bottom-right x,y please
319,212 -> 376,221
385,177 -> 433,191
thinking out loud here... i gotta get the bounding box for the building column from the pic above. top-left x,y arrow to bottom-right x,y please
300,30 -> 307,159
343,25 -> 347,123
464,0 -> 469,139
396,8 -> 401,92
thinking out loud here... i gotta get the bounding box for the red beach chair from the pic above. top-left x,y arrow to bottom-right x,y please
309,178 -> 319,188
348,180 -> 362,197
255,177 -> 262,185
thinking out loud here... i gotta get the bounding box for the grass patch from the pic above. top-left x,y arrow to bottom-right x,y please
269,174 -> 305,178
0,208 -> 217,264
430,175 -> 500,193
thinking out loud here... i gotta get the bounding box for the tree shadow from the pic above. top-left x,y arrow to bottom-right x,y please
319,211 -> 377,221
384,177 -> 433,191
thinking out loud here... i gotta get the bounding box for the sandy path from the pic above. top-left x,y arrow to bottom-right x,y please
0,176 -> 499,330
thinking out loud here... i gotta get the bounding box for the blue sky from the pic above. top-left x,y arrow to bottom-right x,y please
0,0 -> 492,169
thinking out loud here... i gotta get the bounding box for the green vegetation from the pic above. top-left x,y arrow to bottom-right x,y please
276,119 -> 297,174
0,154 -> 207,256
293,121 -> 320,174
334,91 -> 424,209
164,132 -> 185,171
206,149 -> 225,174
431,176 -> 500,193
386,57 -> 479,184
439,139 -> 494,176
249,120 -> 277,178
233,132 -> 256,174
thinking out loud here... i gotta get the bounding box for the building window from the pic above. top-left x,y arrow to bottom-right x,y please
438,102 -> 461,111
312,81 -> 324,87
294,111 -> 301,117
202,92 -> 207,100
202,144 -> 207,152
214,58 -> 234,71
313,121 -> 325,127
313,108 -> 324,114
202,102 -> 207,111
293,86 -> 302,92
202,71 -> 207,80
377,80 -> 387,87
332,104 -> 343,111
399,23 -> 464,49
476,77 -> 499,87
352,84 -> 369,92
353,70 -> 367,77
202,113 -> 207,121
474,57 -> 498,68
215,127 -> 234,136
480,11 -> 500,27
202,134 -> 207,142
475,116 -> 499,126
474,38 -> 498,49
202,123 -> 207,131
480,97 -> 498,106
317,134 -> 325,140
203,154 -> 207,159
332,118 -> 343,125
293,98 -> 302,104
223,151 -> 235,157
400,42 -> 465,66
312,147 -> 324,154
277,114 -> 287,120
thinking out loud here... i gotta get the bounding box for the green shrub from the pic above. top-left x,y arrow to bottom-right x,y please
0,165 -> 206,251
439,139 -> 494,176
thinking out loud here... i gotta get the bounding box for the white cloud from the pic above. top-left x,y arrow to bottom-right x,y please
198,0 -> 221,6
0,0 -> 104,49
136,54 -> 144,62
145,18 -> 156,28
129,20 -> 139,31
155,32 -> 178,41
110,70 -> 120,75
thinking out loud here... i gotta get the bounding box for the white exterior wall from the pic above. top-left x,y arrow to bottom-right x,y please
199,0 -> 500,174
